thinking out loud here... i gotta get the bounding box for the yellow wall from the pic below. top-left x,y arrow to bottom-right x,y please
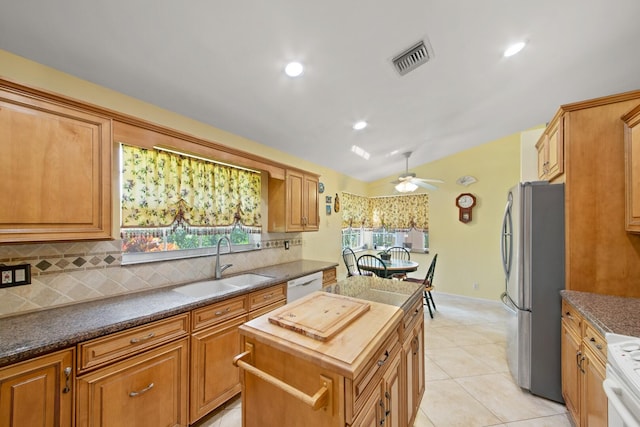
0,49 -> 522,302
368,134 -> 521,300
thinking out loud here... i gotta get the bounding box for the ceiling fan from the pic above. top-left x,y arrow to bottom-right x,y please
391,152 -> 444,192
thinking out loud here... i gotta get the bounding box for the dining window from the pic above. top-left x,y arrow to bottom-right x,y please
119,144 -> 262,264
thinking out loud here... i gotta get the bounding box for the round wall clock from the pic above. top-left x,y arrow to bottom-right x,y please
455,193 -> 476,223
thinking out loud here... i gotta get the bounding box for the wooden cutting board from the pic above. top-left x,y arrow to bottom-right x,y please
268,292 -> 370,341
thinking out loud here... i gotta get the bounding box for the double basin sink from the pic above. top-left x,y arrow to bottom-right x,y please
172,273 -> 274,298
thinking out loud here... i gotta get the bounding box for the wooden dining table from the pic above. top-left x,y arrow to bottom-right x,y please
358,259 -> 419,278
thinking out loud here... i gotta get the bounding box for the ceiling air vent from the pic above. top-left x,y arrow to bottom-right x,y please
392,40 -> 433,76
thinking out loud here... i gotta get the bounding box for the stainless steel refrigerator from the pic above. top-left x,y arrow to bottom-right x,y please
500,181 -> 565,403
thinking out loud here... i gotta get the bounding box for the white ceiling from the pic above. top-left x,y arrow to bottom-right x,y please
2,0 -> 640,183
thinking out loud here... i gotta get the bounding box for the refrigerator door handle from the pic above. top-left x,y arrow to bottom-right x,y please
500,291 -> 516,314
500,195 -> 513,280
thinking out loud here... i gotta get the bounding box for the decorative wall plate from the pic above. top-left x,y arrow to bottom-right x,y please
319,182 -> 325,193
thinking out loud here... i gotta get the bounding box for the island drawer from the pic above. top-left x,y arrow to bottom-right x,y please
78,313 -> 189,373
192,295 -> 249,331
401,296 -> 424,339
561,300 -> 582,337
249,283 -> 286,311
346,330 -> 400,423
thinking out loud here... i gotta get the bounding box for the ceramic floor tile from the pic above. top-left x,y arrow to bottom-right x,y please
412,407 -> 435,427
426,346 -> 498,378
459,342 -> 509,373
425,354 -> 450,381
504,413 -> 573,427
455,373 -> 567,423
420,379 -> 502,427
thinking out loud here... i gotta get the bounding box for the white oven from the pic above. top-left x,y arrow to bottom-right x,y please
604,333 -> 640,427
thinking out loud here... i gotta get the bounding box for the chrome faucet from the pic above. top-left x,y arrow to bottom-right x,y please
215,236 -> 233,279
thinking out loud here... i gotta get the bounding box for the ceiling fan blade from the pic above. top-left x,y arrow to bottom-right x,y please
414,180 -> 439,190
412,177 -> 444,183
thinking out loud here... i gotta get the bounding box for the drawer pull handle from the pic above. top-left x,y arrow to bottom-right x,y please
129,382 -> 154,397
377,350 -> 390,367
589,337 -> 603,350
215,307 -> 231,316
62,367 -> 72,393
130,332 -> 155,344
263,293 -> 274,300
233,346 -> 332,411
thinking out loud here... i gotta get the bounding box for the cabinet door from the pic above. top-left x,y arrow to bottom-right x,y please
286,170 -> 305,232
561,321 -> 581,425
76,338 -> 188,427
190,315 -> 247,423
545,117 -> 564,180
351,381 -> 383,427
0,348 -> 74,427
383,351 -> 402,427
0,87 -> 112,243
303,174 -> 319,231
581,347 -> 607,427
624,106 -> 640,232
408,321 -> 425,426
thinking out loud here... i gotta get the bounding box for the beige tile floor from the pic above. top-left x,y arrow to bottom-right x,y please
193,292 -> 572,427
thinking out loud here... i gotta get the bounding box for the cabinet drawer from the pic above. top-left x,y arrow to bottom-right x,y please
401,297 -> 423,340
249,283 -> 286,311
347,332 -> 400,423
192,295 -> 248,331
583,323 -> 607,365
249,299 -> 286,320
78,313 -> 189,373
322,268 -> 337,286
561,300 -> 582,337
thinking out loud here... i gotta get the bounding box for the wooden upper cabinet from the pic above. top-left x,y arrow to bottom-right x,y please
623,104 -> 640,232
535,114 -> 564,182
268,169 -> 319,232
0,86 -> 112,243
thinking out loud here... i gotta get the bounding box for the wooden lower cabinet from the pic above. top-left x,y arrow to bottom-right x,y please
0,348 -> 74,427
190,315 -> 248,423
561,300 -> 607,427
76,338 -> 189,427
403,318 -> 424,426
352,351 -> 401,427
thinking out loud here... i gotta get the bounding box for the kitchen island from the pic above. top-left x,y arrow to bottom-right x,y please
236,275 -> 424,427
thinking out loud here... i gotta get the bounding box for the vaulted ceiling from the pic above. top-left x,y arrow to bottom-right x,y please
2,0 -> 640,184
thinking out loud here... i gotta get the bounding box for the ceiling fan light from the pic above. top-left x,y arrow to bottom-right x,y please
395,181 -> 418,193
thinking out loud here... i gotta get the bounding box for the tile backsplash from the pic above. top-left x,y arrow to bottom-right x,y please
0,238 -> 302,317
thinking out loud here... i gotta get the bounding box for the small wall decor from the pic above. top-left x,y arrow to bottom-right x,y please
319,182 -> 325,193
326,205 -> 332,215
325,196 -> 332,204
334,193 -> 340,212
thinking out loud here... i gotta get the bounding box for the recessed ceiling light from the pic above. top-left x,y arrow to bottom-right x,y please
504,42 -> 526,57
351,145 -> 370,160
284,62 -> 304,77
353,121 -> 368,130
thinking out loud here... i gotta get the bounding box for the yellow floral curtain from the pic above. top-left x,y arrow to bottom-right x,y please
121,145 -> 261,231
341,192 -> 429,231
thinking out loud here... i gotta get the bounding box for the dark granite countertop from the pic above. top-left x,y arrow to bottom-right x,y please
560,290 -> 640,338
323,275 -> 423,313
0,259 -> 337,368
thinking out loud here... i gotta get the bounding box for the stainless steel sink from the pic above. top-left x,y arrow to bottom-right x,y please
172,273 -> 274,298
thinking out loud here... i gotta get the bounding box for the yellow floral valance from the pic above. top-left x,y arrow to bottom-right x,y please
121,145 -> 261,231
341,192 -> 429,231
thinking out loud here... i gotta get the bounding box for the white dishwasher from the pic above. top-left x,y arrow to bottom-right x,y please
286,271 -> 323,302
604,333 -> 640,427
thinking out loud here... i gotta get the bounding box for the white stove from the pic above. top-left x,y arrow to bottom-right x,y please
605,333 -> 640,427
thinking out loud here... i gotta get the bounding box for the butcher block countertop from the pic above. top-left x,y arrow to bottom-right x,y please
561,290 -> 640,338
0,259 -> 337,368
240,291 -> 404,378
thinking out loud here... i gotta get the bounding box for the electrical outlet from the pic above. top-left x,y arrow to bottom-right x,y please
0,264 -> 31,288
284,240 -> 290,250
473,282 -> 479,290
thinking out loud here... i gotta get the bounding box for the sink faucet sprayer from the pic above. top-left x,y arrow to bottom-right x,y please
215,236 -> 233,279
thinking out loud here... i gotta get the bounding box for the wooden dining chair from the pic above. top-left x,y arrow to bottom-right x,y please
386,246 -> 411,261
405,254 -> 438,318
357,254 -> 388,278
342,247 -> 372,277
